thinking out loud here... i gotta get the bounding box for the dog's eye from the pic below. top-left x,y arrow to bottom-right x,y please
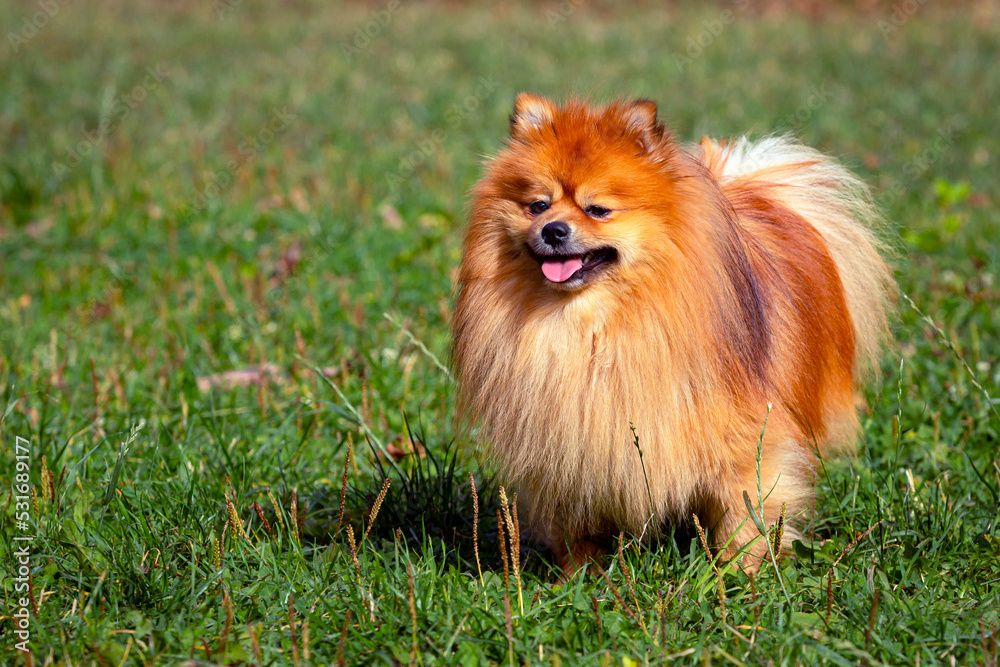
528,200 -> 549,215
585,205 -> 612,218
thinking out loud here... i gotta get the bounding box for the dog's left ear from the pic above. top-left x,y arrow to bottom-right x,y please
619,99 -> 665,152
510,93 -> 556,139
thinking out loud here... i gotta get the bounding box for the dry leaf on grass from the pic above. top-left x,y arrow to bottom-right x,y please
289,186 -> 310,213
379,204 -> 404,230
196,363 -> 285,392
269,240 -> 303,287
197,363 -> 342,392
381,435 -> 427,462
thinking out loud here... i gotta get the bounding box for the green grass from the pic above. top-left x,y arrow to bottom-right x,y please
1,1 -> 999,664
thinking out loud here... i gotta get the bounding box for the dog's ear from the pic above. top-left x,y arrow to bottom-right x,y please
622,99 -> 658,134
510,93 -> 556,139
619,99 -> 666,153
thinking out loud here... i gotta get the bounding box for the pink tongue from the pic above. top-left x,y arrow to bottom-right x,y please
541,257 -> 583,283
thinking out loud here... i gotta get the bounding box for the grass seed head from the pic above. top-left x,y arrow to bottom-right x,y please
692,513 -> 716,571
470,473 -> 482,585
226,496 -> 250,543
772,502 -> 787,556
41,455 -> 50,501
265,485 -> 285,533
337,440 -> 354,535
346,524 -> 361,583
252,500 -> 272,538
291,489 -> 300,545
364,477 -> 391,540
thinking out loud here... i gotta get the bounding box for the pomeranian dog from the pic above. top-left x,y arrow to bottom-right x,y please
452,94 -> 893,575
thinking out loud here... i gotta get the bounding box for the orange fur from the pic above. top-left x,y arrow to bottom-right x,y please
452,95 -> 893,575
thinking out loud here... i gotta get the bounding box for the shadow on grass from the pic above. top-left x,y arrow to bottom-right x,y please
281,423 -> 703,581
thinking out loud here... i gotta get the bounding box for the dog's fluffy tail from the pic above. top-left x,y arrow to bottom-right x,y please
697,135 -> 894,381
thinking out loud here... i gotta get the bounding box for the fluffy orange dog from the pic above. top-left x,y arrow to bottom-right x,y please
452,94 -> 893,575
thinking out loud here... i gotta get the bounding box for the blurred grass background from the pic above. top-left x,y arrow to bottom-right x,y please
1,1 -> 999,664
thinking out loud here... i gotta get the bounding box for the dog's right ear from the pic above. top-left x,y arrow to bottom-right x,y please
510,93 -> 556,139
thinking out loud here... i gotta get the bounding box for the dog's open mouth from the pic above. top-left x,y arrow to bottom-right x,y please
533,247 -> 618,284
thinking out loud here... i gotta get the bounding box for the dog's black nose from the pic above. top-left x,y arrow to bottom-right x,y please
541,221 -> 570,247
